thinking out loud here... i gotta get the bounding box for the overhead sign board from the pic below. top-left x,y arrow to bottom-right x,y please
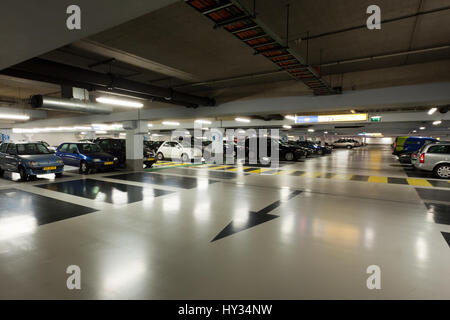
295,113 -> 367,124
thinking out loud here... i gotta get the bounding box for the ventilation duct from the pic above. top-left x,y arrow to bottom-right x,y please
30,95 -> 112,114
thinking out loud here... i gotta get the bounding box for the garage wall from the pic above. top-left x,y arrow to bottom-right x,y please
365,137 -> 394,145
9,132 -> 79,146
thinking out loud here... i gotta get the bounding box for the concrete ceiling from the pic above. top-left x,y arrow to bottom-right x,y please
0,0 -> 449,124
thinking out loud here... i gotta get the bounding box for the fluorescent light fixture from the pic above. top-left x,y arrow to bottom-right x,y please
285,115 -> 296,121
350,109 -> 356,114
95,130 -> 107,134
147,123 -> 153,127
308,129 -> 315,132
0,113 -> 30,120
412,130 -> 417,133
162,121 -> 180,126
419,127 -> 426,130
324,131 -> 328,134
428,108 -> 437,115
235,117 -> 251,123
283,125 -> 292,129
195,119 -> 212,125
433,120 -> 442,125
119,133 -> 126,136
96,97 -> 143,108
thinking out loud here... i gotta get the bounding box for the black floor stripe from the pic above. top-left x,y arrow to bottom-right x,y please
387,177 -> 409,185
427,180 -> 450,188
350,175 -> 370,181
37,179 -> 173,204
108,172 -> 218,189
0,188 -> 97,226
441,232 -> 450,247
415,188 -> 450,202
424,203 -> 450,225
290,171 -> 306,176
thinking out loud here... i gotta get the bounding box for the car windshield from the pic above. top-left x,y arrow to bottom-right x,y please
77,143 -> 102,154
17,143 -> 51,155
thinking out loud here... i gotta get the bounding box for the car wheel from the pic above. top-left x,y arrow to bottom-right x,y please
346,145 -> 352,149
19,166 -> 28,181
55,173 -> 63,178
317,149 -> 324,155
434,164 -> 450,179
0,168 -> 3,177
157,152 -> 164,161
284,152 -> 294,161
181,153 -> 190,163
80,161 -> 89,174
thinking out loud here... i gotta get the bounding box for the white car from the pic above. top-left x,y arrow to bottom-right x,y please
156,140 -> 202,162
332,139 -> 359,149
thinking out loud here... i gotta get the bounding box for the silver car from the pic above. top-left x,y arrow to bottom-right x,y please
412,142 -> 450,178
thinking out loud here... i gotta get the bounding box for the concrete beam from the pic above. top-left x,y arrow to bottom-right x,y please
5,82 -> 450,129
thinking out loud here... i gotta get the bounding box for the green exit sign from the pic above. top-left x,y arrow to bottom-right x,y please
370,116 -> 382,122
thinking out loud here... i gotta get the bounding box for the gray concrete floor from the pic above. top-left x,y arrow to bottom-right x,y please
0,145 -> 449,299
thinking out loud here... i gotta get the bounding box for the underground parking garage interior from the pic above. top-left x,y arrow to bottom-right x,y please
0,0 -> 450,310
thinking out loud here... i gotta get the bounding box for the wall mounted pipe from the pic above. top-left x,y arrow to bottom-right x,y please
31,95 -> 113,114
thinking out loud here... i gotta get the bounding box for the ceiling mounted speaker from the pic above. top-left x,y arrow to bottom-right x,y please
439,105 -> 448,114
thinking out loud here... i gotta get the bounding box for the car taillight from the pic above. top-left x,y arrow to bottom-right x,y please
419,153 -> 425,163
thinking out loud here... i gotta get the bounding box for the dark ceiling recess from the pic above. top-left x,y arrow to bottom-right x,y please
0,58 -> 215,108
186,0 -> 339,96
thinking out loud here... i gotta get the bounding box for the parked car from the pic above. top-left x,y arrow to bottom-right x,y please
296,141 -> 332,155
156,140 -> 203,162
411,142 -> 450,178
393,136 -> 438,163
94,138 -> 156,168
241,137 -> 306,164
56,142 -> 118,174
36,141 -> 56,153
333,139 -> 360,149
144,140 -> 164,154
0,141 -> 64,181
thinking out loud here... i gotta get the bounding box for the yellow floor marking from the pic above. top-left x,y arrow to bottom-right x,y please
209,165 -> 233,170
407,178 -> 432,187
225,167 -> 239,172
368,176 -> 388,183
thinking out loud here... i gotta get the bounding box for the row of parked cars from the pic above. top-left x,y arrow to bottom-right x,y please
144,137 -> 333,165
392,136 -> 450,179
0,138 -> 157,181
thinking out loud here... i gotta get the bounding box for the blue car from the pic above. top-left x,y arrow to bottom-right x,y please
0,141 -> 64,181
56,142 -> 118,174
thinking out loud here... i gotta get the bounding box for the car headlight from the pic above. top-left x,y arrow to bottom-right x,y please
57,160 -> 64,164
113,157 -> 118,161
28,161 -> 40,166
93,158 -> 102,162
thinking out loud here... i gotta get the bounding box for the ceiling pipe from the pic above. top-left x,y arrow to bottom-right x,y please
30,95 -> 113,114
1,58 -> 215,108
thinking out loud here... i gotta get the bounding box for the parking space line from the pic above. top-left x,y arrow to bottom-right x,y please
154,163 -> 449,188
407,178 -> 432,187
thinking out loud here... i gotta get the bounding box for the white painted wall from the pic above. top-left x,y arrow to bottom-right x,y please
365,137 -> 394,145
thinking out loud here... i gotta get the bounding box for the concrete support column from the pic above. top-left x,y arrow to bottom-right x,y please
125,132 -> 143,171
123,120 -> 146,171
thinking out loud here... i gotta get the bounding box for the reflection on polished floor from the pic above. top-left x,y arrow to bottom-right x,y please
0,145 -> 449,299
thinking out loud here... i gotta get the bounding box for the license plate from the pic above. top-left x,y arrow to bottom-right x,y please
147,158 -> 155,161
44,166 -> 56,170
104,161 -> 114,165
